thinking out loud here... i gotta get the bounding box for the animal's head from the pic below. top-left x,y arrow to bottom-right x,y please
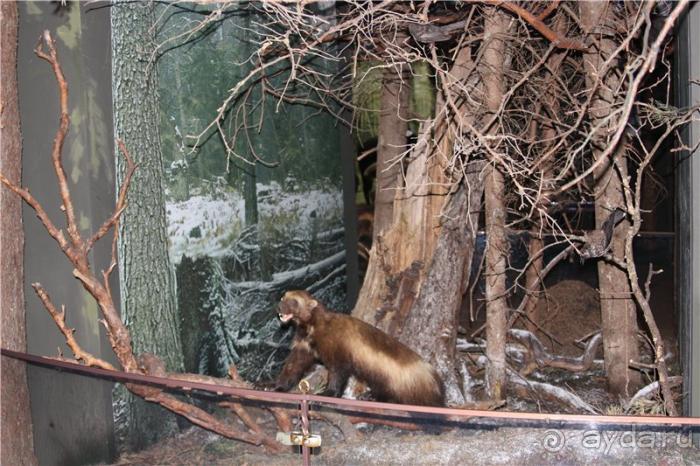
278,290 -> 319,325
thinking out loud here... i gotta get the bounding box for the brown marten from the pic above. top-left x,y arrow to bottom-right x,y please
274,290 -> 444,406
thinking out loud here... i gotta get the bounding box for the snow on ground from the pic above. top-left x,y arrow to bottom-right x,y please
166,182 -> 343,264
166,195 -> 244,262
107,424 -> 700,466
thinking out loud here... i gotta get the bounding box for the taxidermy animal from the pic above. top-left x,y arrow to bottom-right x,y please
275,290 -> 445,406
579,207 -> 627,261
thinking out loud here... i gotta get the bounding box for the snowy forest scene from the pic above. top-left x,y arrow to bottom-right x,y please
155,5 -> 348,386
2,1 -> 700,465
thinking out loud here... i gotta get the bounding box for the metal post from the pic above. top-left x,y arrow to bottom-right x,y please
300,394 -> 311,466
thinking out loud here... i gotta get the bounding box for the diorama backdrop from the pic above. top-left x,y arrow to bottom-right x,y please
155,5 -> 351,381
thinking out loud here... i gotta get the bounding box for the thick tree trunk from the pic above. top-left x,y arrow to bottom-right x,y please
352,122 -> 447,329
399,163 -> 485,406
392,44 -> 482,405
0,3 -> 38,464
351,41 -> 483,406
482,8 -> 510,402
353,43 -> 475,330
579,0 -> 641,397
111,0 -> 184,451
352,38 -> 414,325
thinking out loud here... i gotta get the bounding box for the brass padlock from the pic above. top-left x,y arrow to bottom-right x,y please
276,431 -> 322,448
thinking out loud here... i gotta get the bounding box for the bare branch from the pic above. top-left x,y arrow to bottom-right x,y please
87,140 -> 136,251
34,30 -> 84,254
476,0 -> 587,51
32,283 -> 117,371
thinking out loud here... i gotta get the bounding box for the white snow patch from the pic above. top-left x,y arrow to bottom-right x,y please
166,194 -> 245,262
166,181 -> 343,263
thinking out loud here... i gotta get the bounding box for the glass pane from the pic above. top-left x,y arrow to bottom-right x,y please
156,3 -> 348,382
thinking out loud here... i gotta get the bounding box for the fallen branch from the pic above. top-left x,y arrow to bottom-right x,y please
508,329 -> 602,375
32,283 -> 116,371
470,354 -> 598,413
507,370 -> 598,414
627,376 -> 683,412
127,381 -> 281,450
227,365 -> 293,434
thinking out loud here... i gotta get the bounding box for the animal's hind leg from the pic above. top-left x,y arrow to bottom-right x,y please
323,369 -> 349,397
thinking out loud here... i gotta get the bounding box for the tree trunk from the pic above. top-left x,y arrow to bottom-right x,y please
352,36 -> 412,325
482,8 -> 510,402
352,121 -> 446,329
0,3 -> 38,464
373,33 -> 409,241
399,163 -> 485,406
595,145 -> 642,397
523,232 -> 544,333
111,0 -> 184,451
243,164 -> 258,226
176,257 -> 212,374
579,0 -> 641,397
523,106 -> 546,333
391,43 -> 482,405
353,42 -> 475,329
350,39 -> 484,406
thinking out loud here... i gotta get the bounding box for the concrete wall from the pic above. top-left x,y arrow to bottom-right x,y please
18,3 -> 117,465
677,1 -> 700,444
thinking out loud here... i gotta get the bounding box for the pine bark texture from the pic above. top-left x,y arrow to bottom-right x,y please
111,0 -> 184,450
579,0 -> 641,396
482,8 -> 510,402
0,3 -> 38,464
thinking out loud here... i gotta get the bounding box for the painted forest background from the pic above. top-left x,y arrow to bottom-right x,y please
156,6 -> 349,381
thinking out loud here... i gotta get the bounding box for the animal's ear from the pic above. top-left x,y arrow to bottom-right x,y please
309,299 -> 318,309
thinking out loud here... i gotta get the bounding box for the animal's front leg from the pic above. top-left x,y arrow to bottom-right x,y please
275,340 -> 316,392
